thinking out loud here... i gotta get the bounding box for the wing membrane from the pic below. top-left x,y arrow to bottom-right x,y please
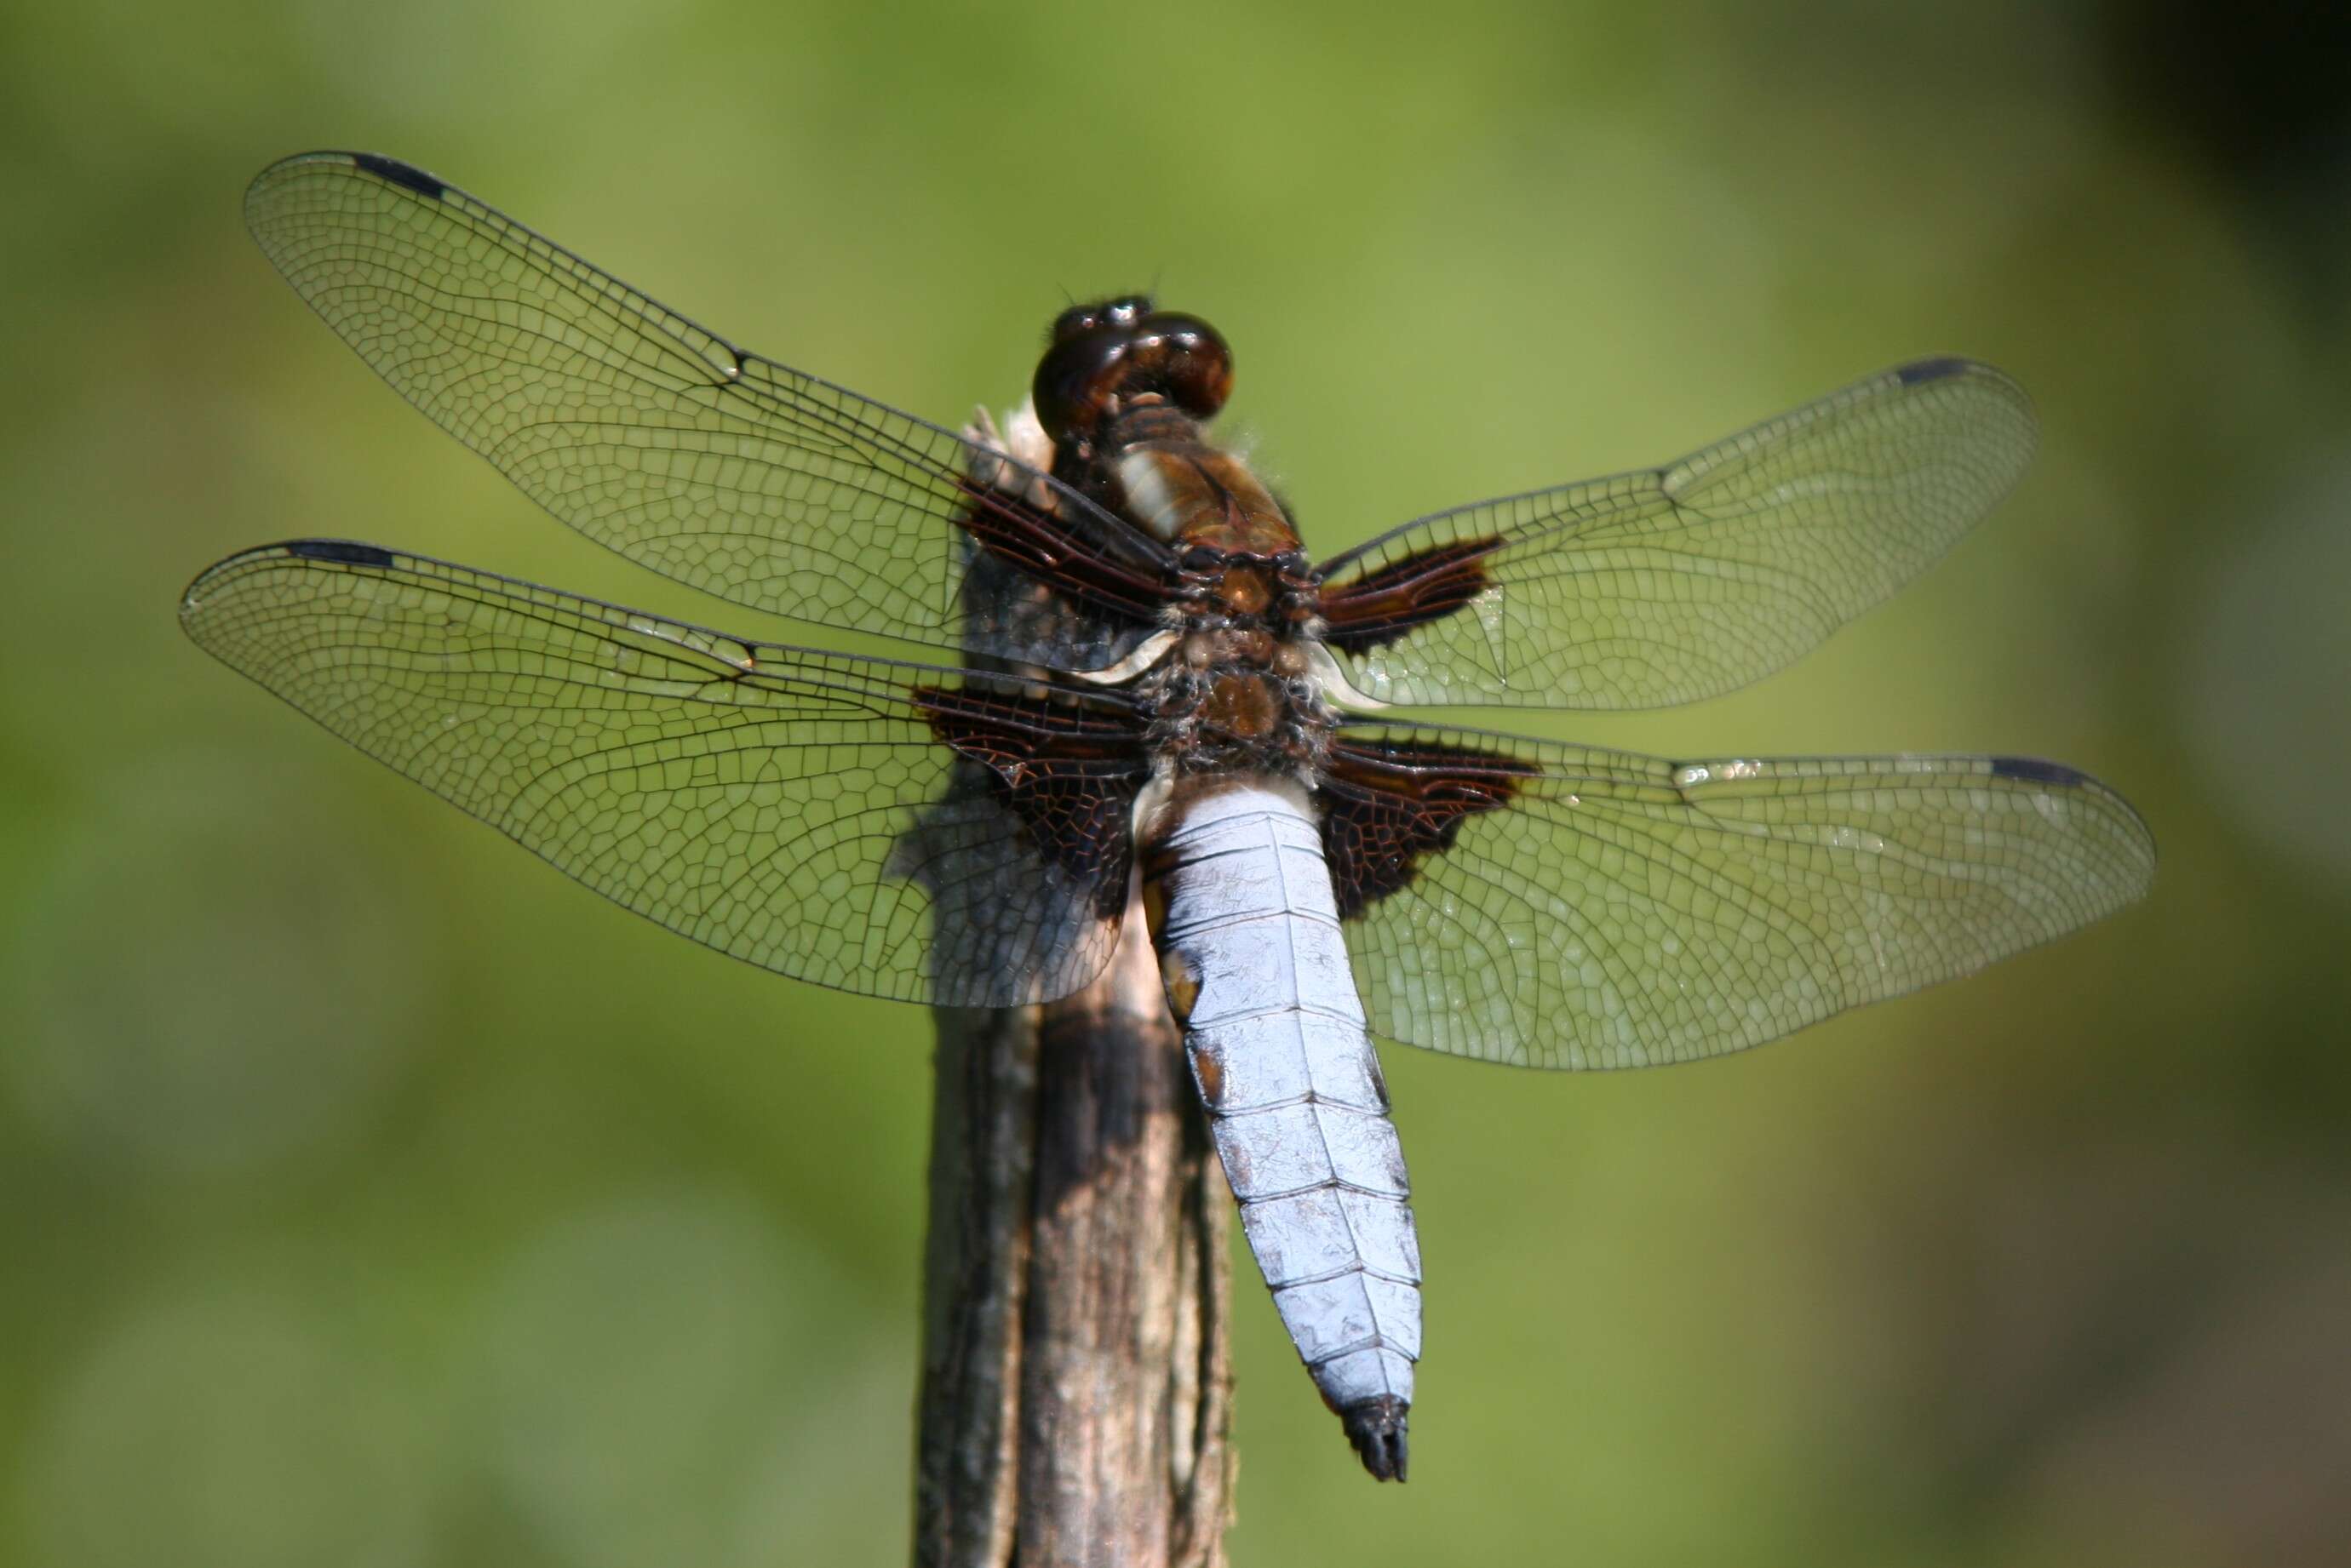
243,152 -> 1176,672
1316,359 -> 2036,708
179,541 -> 1150,1006
1320,722 -> 2153,1067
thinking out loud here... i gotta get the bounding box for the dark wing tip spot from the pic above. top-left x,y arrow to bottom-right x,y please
352,153 -> 445,200
1895,355 -> 1975,386
1991,755 -> 2088,787
287,540 -> 398,567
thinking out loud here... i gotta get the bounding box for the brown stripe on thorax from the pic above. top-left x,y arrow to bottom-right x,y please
1119,439 -> 1303,557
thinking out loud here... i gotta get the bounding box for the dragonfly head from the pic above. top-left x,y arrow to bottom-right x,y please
1033,298 -> 1233,454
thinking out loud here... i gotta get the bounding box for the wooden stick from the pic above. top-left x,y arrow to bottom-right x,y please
915,901 -> 1235,1568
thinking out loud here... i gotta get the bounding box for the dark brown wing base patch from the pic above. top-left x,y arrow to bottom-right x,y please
952,478 -> 1176,625
915,684 -> 1150,917
1316,536 -> 1501,653
1317,735 -> 1538,918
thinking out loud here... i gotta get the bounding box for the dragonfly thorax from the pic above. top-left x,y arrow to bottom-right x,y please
1139,621 -> 1333,780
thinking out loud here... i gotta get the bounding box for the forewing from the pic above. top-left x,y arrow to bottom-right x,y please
1320,722 -> 2153,1067
1316,359 -> 2036,708
243,152 -> 1177,672
179,541 -> 1150,1006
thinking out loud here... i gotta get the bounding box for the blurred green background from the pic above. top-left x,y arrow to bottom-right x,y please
4,2 -> 2348,1564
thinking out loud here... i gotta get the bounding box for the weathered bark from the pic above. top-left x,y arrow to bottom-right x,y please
915,902 -> 1236,1568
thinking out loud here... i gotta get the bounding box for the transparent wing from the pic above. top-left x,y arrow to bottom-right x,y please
1315,359 -> 2036,708
179,541 -> 1152,1006
1319,722 -> 2153,1067
243,152 -> 1177,672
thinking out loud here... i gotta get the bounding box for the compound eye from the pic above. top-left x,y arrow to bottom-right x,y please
1033,323 -> 1129,444
1031,303 -> 1227,444
1132,314 -> 1233,420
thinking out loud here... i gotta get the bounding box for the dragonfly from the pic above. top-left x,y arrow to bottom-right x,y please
181,152 -> 2155,1483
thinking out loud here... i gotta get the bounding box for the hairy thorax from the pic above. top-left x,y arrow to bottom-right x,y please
1097,434 -> 1338,783
1140,566 -> 1333,781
